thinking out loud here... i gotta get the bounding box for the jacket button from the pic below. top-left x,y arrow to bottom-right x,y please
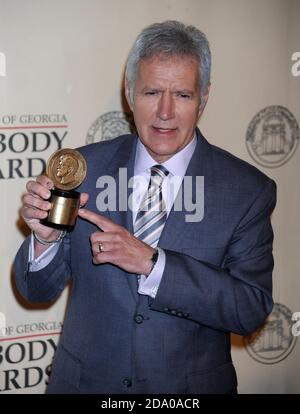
163,307 -> 170,312
123,378 -> 132,387
177,312 -> 183,317
134,314 -> 144,324
171,309 -> 177,315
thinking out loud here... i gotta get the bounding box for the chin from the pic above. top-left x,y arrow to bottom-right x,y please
148,146 -> 178,161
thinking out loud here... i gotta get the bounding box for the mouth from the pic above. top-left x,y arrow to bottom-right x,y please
152,126 -> 177,134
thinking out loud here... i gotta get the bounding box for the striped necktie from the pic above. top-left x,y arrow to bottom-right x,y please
134,164 -> 169,248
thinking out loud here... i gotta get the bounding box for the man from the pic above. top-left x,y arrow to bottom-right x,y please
14,21 -> 276,394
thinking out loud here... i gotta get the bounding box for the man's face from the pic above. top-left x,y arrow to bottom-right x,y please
126,55 -> 208,163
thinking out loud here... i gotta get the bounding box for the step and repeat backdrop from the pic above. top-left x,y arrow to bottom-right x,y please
0,0 -> 299,393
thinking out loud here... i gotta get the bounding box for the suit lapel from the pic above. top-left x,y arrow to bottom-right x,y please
105,135 -> 137,231
105,135 -> 138,301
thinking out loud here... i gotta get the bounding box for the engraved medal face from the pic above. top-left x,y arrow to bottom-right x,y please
46,149 -> 87,191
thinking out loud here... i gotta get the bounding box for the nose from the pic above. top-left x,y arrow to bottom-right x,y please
156,92 -> 175,121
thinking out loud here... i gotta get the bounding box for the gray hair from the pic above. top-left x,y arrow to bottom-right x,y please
125,20 -> 211,108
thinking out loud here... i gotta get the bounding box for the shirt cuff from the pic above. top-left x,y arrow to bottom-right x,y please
28,233 -> 61,272
138,247 -> 166,298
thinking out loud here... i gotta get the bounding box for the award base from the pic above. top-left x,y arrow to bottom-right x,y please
42,188 -> 80,231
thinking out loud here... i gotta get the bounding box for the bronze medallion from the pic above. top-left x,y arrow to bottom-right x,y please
46,149 -> 87,191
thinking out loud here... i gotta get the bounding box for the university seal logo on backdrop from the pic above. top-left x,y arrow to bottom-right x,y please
246,106 -> 299,168
86,111 -> 134,144
244,303 -> 297,364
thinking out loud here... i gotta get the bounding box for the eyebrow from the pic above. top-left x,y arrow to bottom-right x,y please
174,89 -> 195,96
140,86 -> 162,92
140,87 -> 195,95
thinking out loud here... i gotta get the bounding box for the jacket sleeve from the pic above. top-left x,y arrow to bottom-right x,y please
151,179 -> 277,336
13,234 -> 71,303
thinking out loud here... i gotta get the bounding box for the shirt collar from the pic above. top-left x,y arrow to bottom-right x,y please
134,133 -> 197,179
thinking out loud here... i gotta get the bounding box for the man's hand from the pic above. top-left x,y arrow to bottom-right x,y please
21,175 -> 89,257
78,208 -> 156,276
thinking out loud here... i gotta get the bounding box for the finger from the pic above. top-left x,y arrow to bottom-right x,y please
22,206 -> 48,220
23,194 -> 52,211
36,175 -> 54,189
79,193 -> 89,208
93,252 -> 111,265
26,181 -> 51,200
78,208 -> 116,231
91,241 -> 116,256
90,231 -> 117,244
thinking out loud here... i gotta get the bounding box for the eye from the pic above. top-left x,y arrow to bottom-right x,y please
178,92 -> 191,99
145,90 -> 158,96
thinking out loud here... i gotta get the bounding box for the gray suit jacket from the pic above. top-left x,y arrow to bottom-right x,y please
14,129 -> 276,394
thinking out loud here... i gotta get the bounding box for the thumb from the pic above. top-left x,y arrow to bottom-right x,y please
79,192 -> 89,208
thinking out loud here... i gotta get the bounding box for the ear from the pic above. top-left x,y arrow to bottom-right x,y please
198,82 -> 211,117
124,77 -> 134,111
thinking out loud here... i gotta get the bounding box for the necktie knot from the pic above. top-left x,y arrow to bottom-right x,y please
151,164 -> 169,179
149,164 -> 169,188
